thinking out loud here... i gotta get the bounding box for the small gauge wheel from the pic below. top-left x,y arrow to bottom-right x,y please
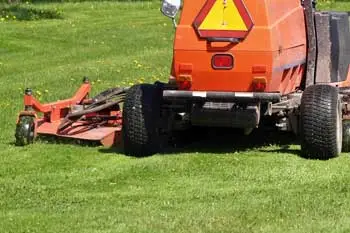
15,116 -> 36,146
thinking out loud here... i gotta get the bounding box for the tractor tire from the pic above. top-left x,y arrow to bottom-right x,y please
300,84 -> 342,159
122,84 -> 163,157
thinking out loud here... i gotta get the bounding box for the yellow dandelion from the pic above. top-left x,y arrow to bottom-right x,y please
6,15 -> 9,19
12,16 -> 16,20
128,82 -> 134,86
97,79 -> 101,83
137,64 -> 142,68
44,89 -> 49,93
36,91 -> 42,96
91,81 -> 95,85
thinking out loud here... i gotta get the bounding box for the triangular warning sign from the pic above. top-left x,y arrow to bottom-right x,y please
193,0 -> 254,40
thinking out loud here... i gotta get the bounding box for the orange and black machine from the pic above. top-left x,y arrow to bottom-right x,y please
16,0 -> 350,160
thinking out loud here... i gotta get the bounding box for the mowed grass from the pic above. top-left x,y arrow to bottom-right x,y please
1,2 -> 350,233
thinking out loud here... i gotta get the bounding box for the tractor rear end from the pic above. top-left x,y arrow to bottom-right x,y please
122,0 -> 350,159
16,0 -> 350,160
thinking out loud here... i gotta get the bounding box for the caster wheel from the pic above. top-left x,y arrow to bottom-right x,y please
15,116 -> 36,146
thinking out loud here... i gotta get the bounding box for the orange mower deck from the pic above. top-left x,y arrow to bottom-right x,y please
16,78 -> 124,147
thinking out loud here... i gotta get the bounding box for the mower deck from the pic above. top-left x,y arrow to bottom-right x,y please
15,78 -> 125,147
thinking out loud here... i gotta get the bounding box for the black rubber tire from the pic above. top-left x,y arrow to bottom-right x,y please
15,116 -> 36,146
300,84 -> 342,159
122,84 -> 163,157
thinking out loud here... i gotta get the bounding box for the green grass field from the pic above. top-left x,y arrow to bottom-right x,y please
1,1 -> 350,233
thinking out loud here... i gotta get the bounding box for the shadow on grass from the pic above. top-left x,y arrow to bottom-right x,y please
168,127 -> 300,155
99,127 -> 300,156
0,4 -> 62,21
11,127 -> 299,156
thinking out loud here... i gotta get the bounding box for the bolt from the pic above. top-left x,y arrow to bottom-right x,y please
83,76 -> 89,83
25,88 -> 32,96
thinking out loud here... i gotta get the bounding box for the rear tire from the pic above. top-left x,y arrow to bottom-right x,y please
300,84 -> 342,159
122,84 -> 163,157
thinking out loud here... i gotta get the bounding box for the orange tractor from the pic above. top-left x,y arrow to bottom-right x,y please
16,0 -> 350,160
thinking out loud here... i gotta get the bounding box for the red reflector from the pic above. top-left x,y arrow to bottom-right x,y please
212,54 -> 233,70
252,77 -> 267,92
177,80 -> 192,90
253,82 -> 266,92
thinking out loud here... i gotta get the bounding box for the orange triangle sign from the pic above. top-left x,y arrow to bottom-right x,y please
193,0 -> 254,40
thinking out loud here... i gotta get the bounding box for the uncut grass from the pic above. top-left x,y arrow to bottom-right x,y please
1,2 -> 350,233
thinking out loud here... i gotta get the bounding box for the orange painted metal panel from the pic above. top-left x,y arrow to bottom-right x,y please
172,0 -> 307,95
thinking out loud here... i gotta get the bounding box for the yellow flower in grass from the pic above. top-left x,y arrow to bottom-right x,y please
12,16 -> 16,20
97,79 -> 101,83
128,82 -> 134,86
36,90 -> 42,96
44,89 -> 49,93
1,18 -> 5,22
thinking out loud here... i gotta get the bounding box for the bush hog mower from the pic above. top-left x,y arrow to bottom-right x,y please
16,0 -> 350,159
